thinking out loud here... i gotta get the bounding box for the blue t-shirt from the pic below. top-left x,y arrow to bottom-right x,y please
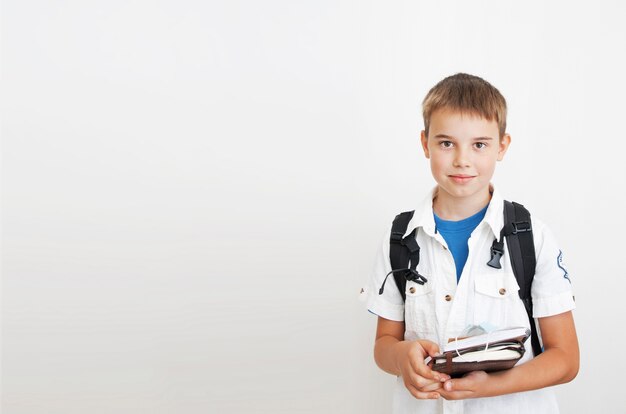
434,204 -> 489,282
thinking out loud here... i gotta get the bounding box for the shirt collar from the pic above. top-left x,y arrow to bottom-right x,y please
402,184 -> 505,241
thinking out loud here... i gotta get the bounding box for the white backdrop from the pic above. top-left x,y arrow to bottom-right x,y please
2,1 -> 625,413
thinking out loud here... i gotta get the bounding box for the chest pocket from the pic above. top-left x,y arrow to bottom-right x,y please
404,280 -> 435,340
473,272 -> 522,328
475,272 -> 519,298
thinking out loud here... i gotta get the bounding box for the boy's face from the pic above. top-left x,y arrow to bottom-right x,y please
420,108 -> 511,202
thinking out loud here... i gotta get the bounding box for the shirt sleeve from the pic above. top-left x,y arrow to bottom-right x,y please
358,230 -> 405,321
530,218 -> 576,318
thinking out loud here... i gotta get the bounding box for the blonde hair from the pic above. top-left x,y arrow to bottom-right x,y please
422,73 -> 507,138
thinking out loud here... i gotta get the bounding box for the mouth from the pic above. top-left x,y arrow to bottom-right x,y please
448,175 -> 476,184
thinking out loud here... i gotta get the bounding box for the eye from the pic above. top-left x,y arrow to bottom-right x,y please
474,142 -> 487,149
440,141 -> 454,149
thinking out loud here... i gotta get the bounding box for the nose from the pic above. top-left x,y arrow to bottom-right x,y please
453,147 -> 471,168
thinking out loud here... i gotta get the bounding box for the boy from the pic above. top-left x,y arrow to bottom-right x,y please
361,73 -> 578,413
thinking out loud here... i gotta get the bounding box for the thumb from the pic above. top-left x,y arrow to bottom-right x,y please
444,375 -> 471,391
419,340 -> 441,357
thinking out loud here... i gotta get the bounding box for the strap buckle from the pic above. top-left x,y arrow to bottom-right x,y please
511,221 -> 532,234
487,245 -> 504,269
390,231 -> 404,243
405,269 -> 428,285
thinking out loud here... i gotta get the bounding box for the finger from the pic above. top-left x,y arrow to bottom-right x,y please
408,357 -> 449,383
408,356 -> 438,381
444,380 -> 454,392
408,372 -> 439,389
411,341 -> 450,382
418,381 -> 443,392
420,340 -> 441,357
429,365 -> 451,382
437,389 -> 457,401
406,384 -> 440,400
411,361 -> 450,382
439,387 -> 474,401
444,377 -> 472,393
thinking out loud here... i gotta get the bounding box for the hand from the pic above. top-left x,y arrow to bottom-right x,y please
395,340 -> 450,399
438,371 -> 490,400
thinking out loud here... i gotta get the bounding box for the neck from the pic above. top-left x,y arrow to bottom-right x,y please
432,186 -> 492,221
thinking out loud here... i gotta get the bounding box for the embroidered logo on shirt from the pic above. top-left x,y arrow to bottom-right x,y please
557,250 -> 571,283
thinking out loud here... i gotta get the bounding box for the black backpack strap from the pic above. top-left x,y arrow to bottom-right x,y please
496,201 -> 542,357
378,211 -> 427,302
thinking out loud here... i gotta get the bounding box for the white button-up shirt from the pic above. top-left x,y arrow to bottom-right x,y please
361,186 -> 575,414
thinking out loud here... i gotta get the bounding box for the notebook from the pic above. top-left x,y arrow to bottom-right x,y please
425,327 -> 530,377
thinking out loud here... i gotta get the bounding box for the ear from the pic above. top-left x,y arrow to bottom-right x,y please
497,134 -> 511,161
420,130 -> 430,159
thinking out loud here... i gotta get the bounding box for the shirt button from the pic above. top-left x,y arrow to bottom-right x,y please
499,288 -> 506,295
445,294 -> 452,302
409,287 -> 416,294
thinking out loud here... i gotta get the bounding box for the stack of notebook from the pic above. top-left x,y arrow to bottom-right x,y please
426,327 -> 530,377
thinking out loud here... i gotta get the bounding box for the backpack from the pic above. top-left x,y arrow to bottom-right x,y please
379,200 -> 542,357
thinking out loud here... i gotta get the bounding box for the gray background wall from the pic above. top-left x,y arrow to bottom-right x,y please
2,1 -> 624,413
